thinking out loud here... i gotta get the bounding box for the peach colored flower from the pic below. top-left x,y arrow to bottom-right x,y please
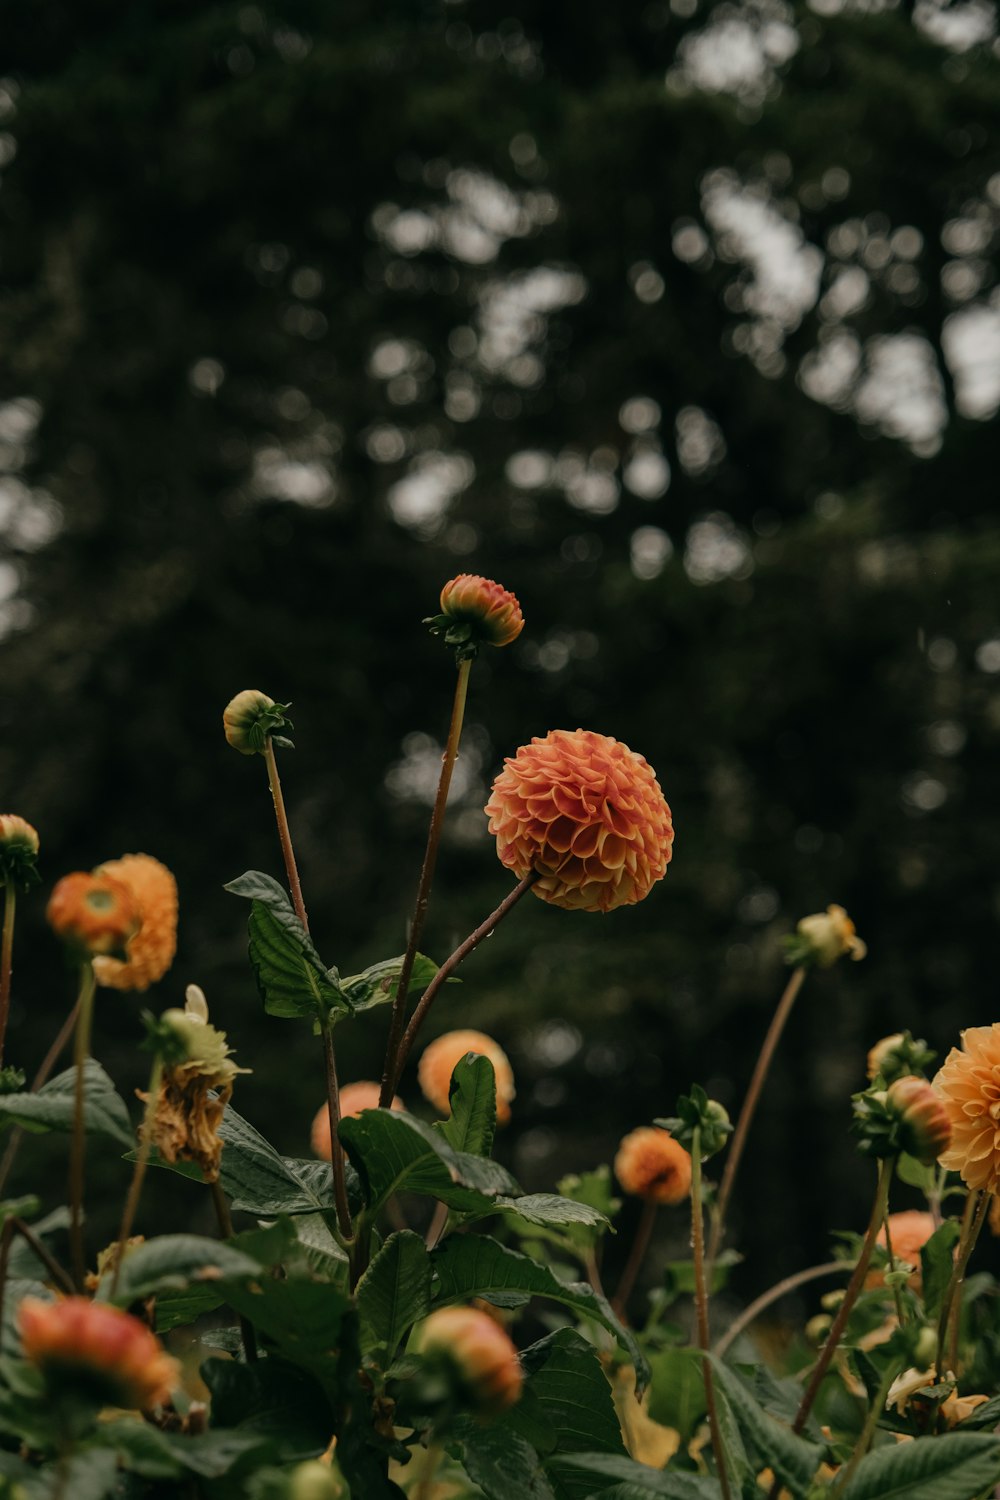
485,729 -> 674,914
418,1030 -> 515,1126
46,872 -> 139,957
439,575 -> 524,648
311,1082 -> 403,1160
868,1211 -> 938,1290
19,1296 -> 179,1410
92,854 -> 178,991
414,1306 -> 522,1412
614,1127 -> 692,1205
934,1024 -> 1000,1190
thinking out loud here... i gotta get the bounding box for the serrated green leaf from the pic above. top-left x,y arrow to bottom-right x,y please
920,1219 -> 961,1320
340,952 -> 444,1013
704,1353 -> 823,1499
357,1230 -> 431,1364
646,1347 -> 707,1441
663,1249 -> 741,1296
553,1453 -> 722,1497
438,1052 -> 497,1157
840,1432 -> 1000,1500
497,1195 -> 611,1232
451,1421 -> 558,1500
103,1233 -> 262,1304
430,1235 -> 649,1391
221,1275 -> 352,1390
340,1107 -> 519,1216
225,871 -> 348,1021
0,1059 -> 133,1147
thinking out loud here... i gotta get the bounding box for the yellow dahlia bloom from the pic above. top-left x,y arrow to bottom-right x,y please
485,729 -> 674,913
46,872 -> 139,957
414,1306 -> 523,1412
92,854 -> 178,991
19,1296 -> 179,1411
311,1081 -> 403,1160
934,1024 -> 1000,1191
418,1030 -> 515,1125
439,574 -> 524,648
614,1126 -> 691,1205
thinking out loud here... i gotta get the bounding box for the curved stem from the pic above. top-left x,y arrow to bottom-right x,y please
322,1016 -> 353,1243
391,872 -> 537,1093
612,1200 -> 657,1320
380,658 -> 472,1108
263,738 -> 308,931
692,1128 -> 732,1500
708,965 -> 806,1268
0,996 -> 83,1200
712,1261 -> 849,1359
0,878 -> 15,1068
110,1055 -> 163,1297
68,964 -> 97,1291
936,1188 -> 988,1380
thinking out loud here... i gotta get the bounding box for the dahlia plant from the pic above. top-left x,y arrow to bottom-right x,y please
0,578 -> 999,1499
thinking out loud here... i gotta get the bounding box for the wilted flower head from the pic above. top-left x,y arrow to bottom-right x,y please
0,815 -> 40,889
614,1127 -> 692,1205
19,1296 -> 179,1411
46,872 -> 139,958
414,1305 -> 523,1413
934,1024 -> 1000,1191
426,575 -> 524,658
142,990 -> 247,1182
788,904 -> 866,968
868,1210 -> 938,1291
485,729 -> 674,914
311,1081 -> 403,1160
91,854 -> 178,992
222,689 -> 294,755
418,1030 -> 515,1125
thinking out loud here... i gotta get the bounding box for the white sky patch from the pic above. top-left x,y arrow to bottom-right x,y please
854,334 -> 947,454
702,170 -> 823,332
387,451 -> 474,535
943,303 -> 1000,419
675,8 -> 799,101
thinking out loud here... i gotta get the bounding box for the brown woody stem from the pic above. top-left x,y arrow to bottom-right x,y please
263,738 -> 309,931
110,1054 -> 163,1297
0,879 -> 15,1069
210,1180 -> 258,1361
612,1200 -> 657,1320
936,1188 -> 988,1381
68,964 -> 97,1291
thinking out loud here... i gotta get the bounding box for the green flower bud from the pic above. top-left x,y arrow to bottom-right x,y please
222,690 -> 294,755
657,1085 -> 733,1159
0,815 -> 40,890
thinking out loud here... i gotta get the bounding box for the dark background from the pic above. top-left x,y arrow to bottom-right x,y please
2,0 -> 999,1309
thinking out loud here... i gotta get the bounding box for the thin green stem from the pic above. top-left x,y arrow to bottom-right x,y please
391,872 -> 537,1093
708,965 -> 806,1268
0,878 -> 15,1068
68,964 -> 97,1291
380,658 -> 472,1108
210,1180 -> 258,1362
881,1210 -> 907,1327
322,1015 -> 353,1243
611,1199 -> 657,1321
263,738 -> 309,931
936,1188 -> 989,1381
110,1054 -> 164,1298
712,1261 -> 849,1359
11,1217 -> 74,1295
692,1128 -> 732,1500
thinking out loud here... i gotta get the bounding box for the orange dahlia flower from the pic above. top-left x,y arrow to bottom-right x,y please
414,1305 -> 522,1412
869,1210 -> 938,1290
439,574 -> 524,648
46,872 -> 139,957
485,729 -> 674,913
19,1296 -> 179,1410
91,854 -> 178,991
311,1081 -> 403,1160
418,1030 -> 515,1125
614,1126 -> 691,1205
934,1025 -> 1000,1190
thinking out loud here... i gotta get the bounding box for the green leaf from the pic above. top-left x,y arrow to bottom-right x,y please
225,870 -> 347,1022
646,1347 -> 707,1441
663,1249 -> 741,1296
221,1276 -> 352,1390
839,1432 -> 1000,1500
340,952 -> 444,1013
103,1233 -> 262,1304
438,1052 -> 497,1157
498,1195 -> 611,1232
0,1059 -> 133,1147
340,1107 -> 519,1216
201,1357 -> 334,1460
357,1230 -> 432,1364
5,1207 -> 70,1281
43,1450 -> 118,1500
452,1422 -> 558,1500
920,1220 -> 961,1320
704,1354 -> 823,1499
553,1453 -> 722,1497
896,1154 -> 937,1192
430,1235 -> 649,1391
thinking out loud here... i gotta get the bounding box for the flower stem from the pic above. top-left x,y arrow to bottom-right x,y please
708,965 -> 806,1268
391,872 -> 537,1093
263,737 -> 309,931
68,963 -> 97,1291
11,1217 -> 75,1295
936,1188 -> 988,1381
611,1200 -> 657,1320
379,658 -> 472,1108
691,1127 -> 732,1500
881,1210 -> 907,1327
210,1180 -> 258,1362
110,1054 -> 164,1298
0,877 -> 15,1069
712,1261 -> 850,1359
0,996 -> 83,1200
789,1156 -> 894,1437
321,1014 -> 353,1243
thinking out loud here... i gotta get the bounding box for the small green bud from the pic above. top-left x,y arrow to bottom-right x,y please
657,1085 -> 733,1159
222,690 -> 294,755
866,1030 -> 936,1085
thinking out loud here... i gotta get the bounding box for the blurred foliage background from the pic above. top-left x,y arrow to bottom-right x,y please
2,0 -> 1000,1316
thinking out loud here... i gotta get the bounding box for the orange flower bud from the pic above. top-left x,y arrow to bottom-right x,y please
934,1024 -> 1000,1191
868,1210 -> 938,1290
438,575 -> 524,649
614,1126 -> 692,1205
19,1296 -> 179,1411
485,729 -> 674,914
91,854 -> 178,992
887,1076 -> 951,1165
46,872 -> 139,957
311,1081 -> 403,1160
417,1030 -> 515,1126
414,1306 -> 522,1413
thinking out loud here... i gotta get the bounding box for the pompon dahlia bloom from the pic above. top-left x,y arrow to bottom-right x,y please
485,729 -> 674,913
614,1126 -> 692,1205
19,1296 -> 179,1411
46,872 -> 139,957
311,1081 -> 403,1160
437,574 -> 524,649
414,1306 -> 522,1413
933,1025 -> 1000,1190
91,854 -> 178,991
418,1030 -> 515,1125
869,1210 -> 938,1290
